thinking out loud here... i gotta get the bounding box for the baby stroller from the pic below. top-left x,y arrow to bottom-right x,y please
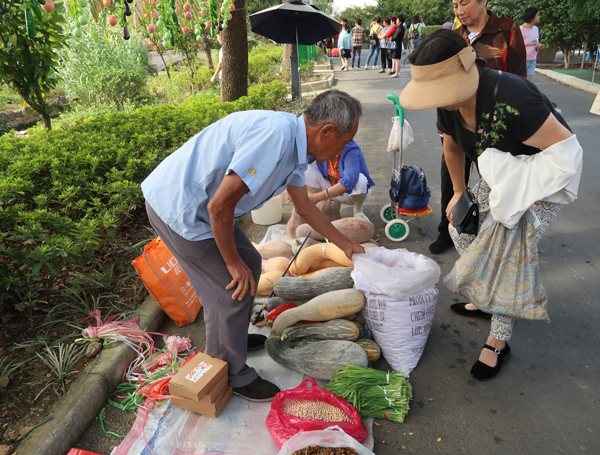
380,93 -> 432,241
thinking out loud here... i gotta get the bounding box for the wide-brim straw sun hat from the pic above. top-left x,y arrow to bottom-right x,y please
400,46 -> 481,110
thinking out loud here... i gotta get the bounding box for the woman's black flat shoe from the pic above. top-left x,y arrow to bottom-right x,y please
471,343 -> 511,381
450,302 -> 492,320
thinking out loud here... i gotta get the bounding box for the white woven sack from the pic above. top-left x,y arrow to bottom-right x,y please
352,248 -> 440,376
360,286 -> 438,376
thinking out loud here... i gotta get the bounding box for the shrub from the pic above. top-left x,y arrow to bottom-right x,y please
248,44 -> 284,84
60,21 -> 150,108
0,81 -> 288,311
421,25 -> 444,38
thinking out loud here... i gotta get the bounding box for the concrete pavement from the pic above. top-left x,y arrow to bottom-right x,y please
33,59 -> 600,455
330,59 -> 600,454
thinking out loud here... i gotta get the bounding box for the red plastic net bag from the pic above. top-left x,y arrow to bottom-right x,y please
266,378 -> 367,450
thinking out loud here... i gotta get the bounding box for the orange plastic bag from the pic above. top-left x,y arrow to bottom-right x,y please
132,237 -> 201,327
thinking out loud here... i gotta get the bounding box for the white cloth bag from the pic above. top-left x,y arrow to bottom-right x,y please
352,247 -> 440,376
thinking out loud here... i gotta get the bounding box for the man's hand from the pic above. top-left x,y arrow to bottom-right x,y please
225,258 -> 256,300
341,241 -> 365,260
208,172 -> 255,300
210,76 -> 215,83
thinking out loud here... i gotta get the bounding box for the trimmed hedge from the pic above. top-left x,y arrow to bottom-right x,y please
0,81 -> 288,309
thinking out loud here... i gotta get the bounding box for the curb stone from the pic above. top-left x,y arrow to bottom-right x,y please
15,297 -> 167,455
535,68 -> 600,94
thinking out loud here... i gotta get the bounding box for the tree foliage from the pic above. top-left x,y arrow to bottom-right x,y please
487,0 -> 528,22
536,0 -> 600,66
0,1 -> 69,130
373,0 -> 452,25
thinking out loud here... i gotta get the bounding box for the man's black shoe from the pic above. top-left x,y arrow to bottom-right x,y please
233,377 -> 280,402
247,334 -> 267,351
429,236 -> 453,254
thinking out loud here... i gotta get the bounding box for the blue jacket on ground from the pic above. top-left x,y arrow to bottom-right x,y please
308,140 -> 375,192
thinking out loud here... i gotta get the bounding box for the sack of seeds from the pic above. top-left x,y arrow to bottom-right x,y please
278,426 -> 375,455
266,378 -> 367,450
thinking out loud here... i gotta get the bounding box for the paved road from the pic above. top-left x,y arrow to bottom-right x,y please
77,61 -> 600,454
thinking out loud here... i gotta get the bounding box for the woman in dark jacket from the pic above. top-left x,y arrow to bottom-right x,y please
388,15 -> 405,78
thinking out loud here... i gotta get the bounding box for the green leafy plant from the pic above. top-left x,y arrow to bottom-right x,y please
0,0 -> 69,130
0,356 -> 24,410
0,80 -> 288,311
60,19 -> 150,108
35,343 -> 86,397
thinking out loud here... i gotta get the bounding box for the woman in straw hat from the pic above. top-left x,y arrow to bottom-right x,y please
400,29 -> 582,381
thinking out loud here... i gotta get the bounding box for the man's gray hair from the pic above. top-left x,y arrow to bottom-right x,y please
304,90 -> 362,136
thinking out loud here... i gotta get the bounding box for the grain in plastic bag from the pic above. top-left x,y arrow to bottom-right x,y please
266,378 -> 367,450
278,426 -> 375,455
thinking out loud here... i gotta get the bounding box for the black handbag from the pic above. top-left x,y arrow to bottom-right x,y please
452,187 -> 479,235
451,70 -> 503,236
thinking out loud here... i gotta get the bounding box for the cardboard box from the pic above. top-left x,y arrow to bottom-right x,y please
199,372 -> 229,405
169,353 -> 228,401
170,386 -> 233,418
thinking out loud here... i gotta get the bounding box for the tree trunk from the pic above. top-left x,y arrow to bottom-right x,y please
41,112 -> 52,130
221,0 -> 248,102
205,47 -> 214,70
157,49 -> 171,80
280,0 -> 291,83
563,48 -> 571,68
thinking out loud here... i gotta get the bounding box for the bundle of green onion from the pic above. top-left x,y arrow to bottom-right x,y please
323,364 -> 412,423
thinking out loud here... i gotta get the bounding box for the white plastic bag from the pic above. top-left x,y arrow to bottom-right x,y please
277,426 -> 375,455
386,117 -> 414,152
352,247 -> 440,300
352,247 -> 441,376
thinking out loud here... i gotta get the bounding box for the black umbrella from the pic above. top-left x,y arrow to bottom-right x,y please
250,1 -> 341,100
249,1 -> 341,45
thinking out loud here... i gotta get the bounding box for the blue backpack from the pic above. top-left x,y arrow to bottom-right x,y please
389,165 -> 430,211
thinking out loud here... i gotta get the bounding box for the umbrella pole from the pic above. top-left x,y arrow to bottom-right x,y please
291,24 -> 302,100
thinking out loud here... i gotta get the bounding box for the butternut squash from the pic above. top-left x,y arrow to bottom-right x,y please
255,240 -> 293,259
262,257 -> 292,275
262,296 -> 309,311
306,258 -> 345,274
265,337 -> 368,380
289,243 -> 352,276
291,236 -> 321,255
299,267 -> 343,279
271,288 -> 365,336
296,217 -> 375,244
281,319 -> 359,342
257,271 -> 284,296
273,267 -> 354,300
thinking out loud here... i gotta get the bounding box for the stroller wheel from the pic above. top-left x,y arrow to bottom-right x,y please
380,203 -> 394,223
385,219 -> 410,242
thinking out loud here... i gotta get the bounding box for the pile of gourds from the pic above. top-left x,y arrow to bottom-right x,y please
252,210 -> 380,380
263,289 -> 381,380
